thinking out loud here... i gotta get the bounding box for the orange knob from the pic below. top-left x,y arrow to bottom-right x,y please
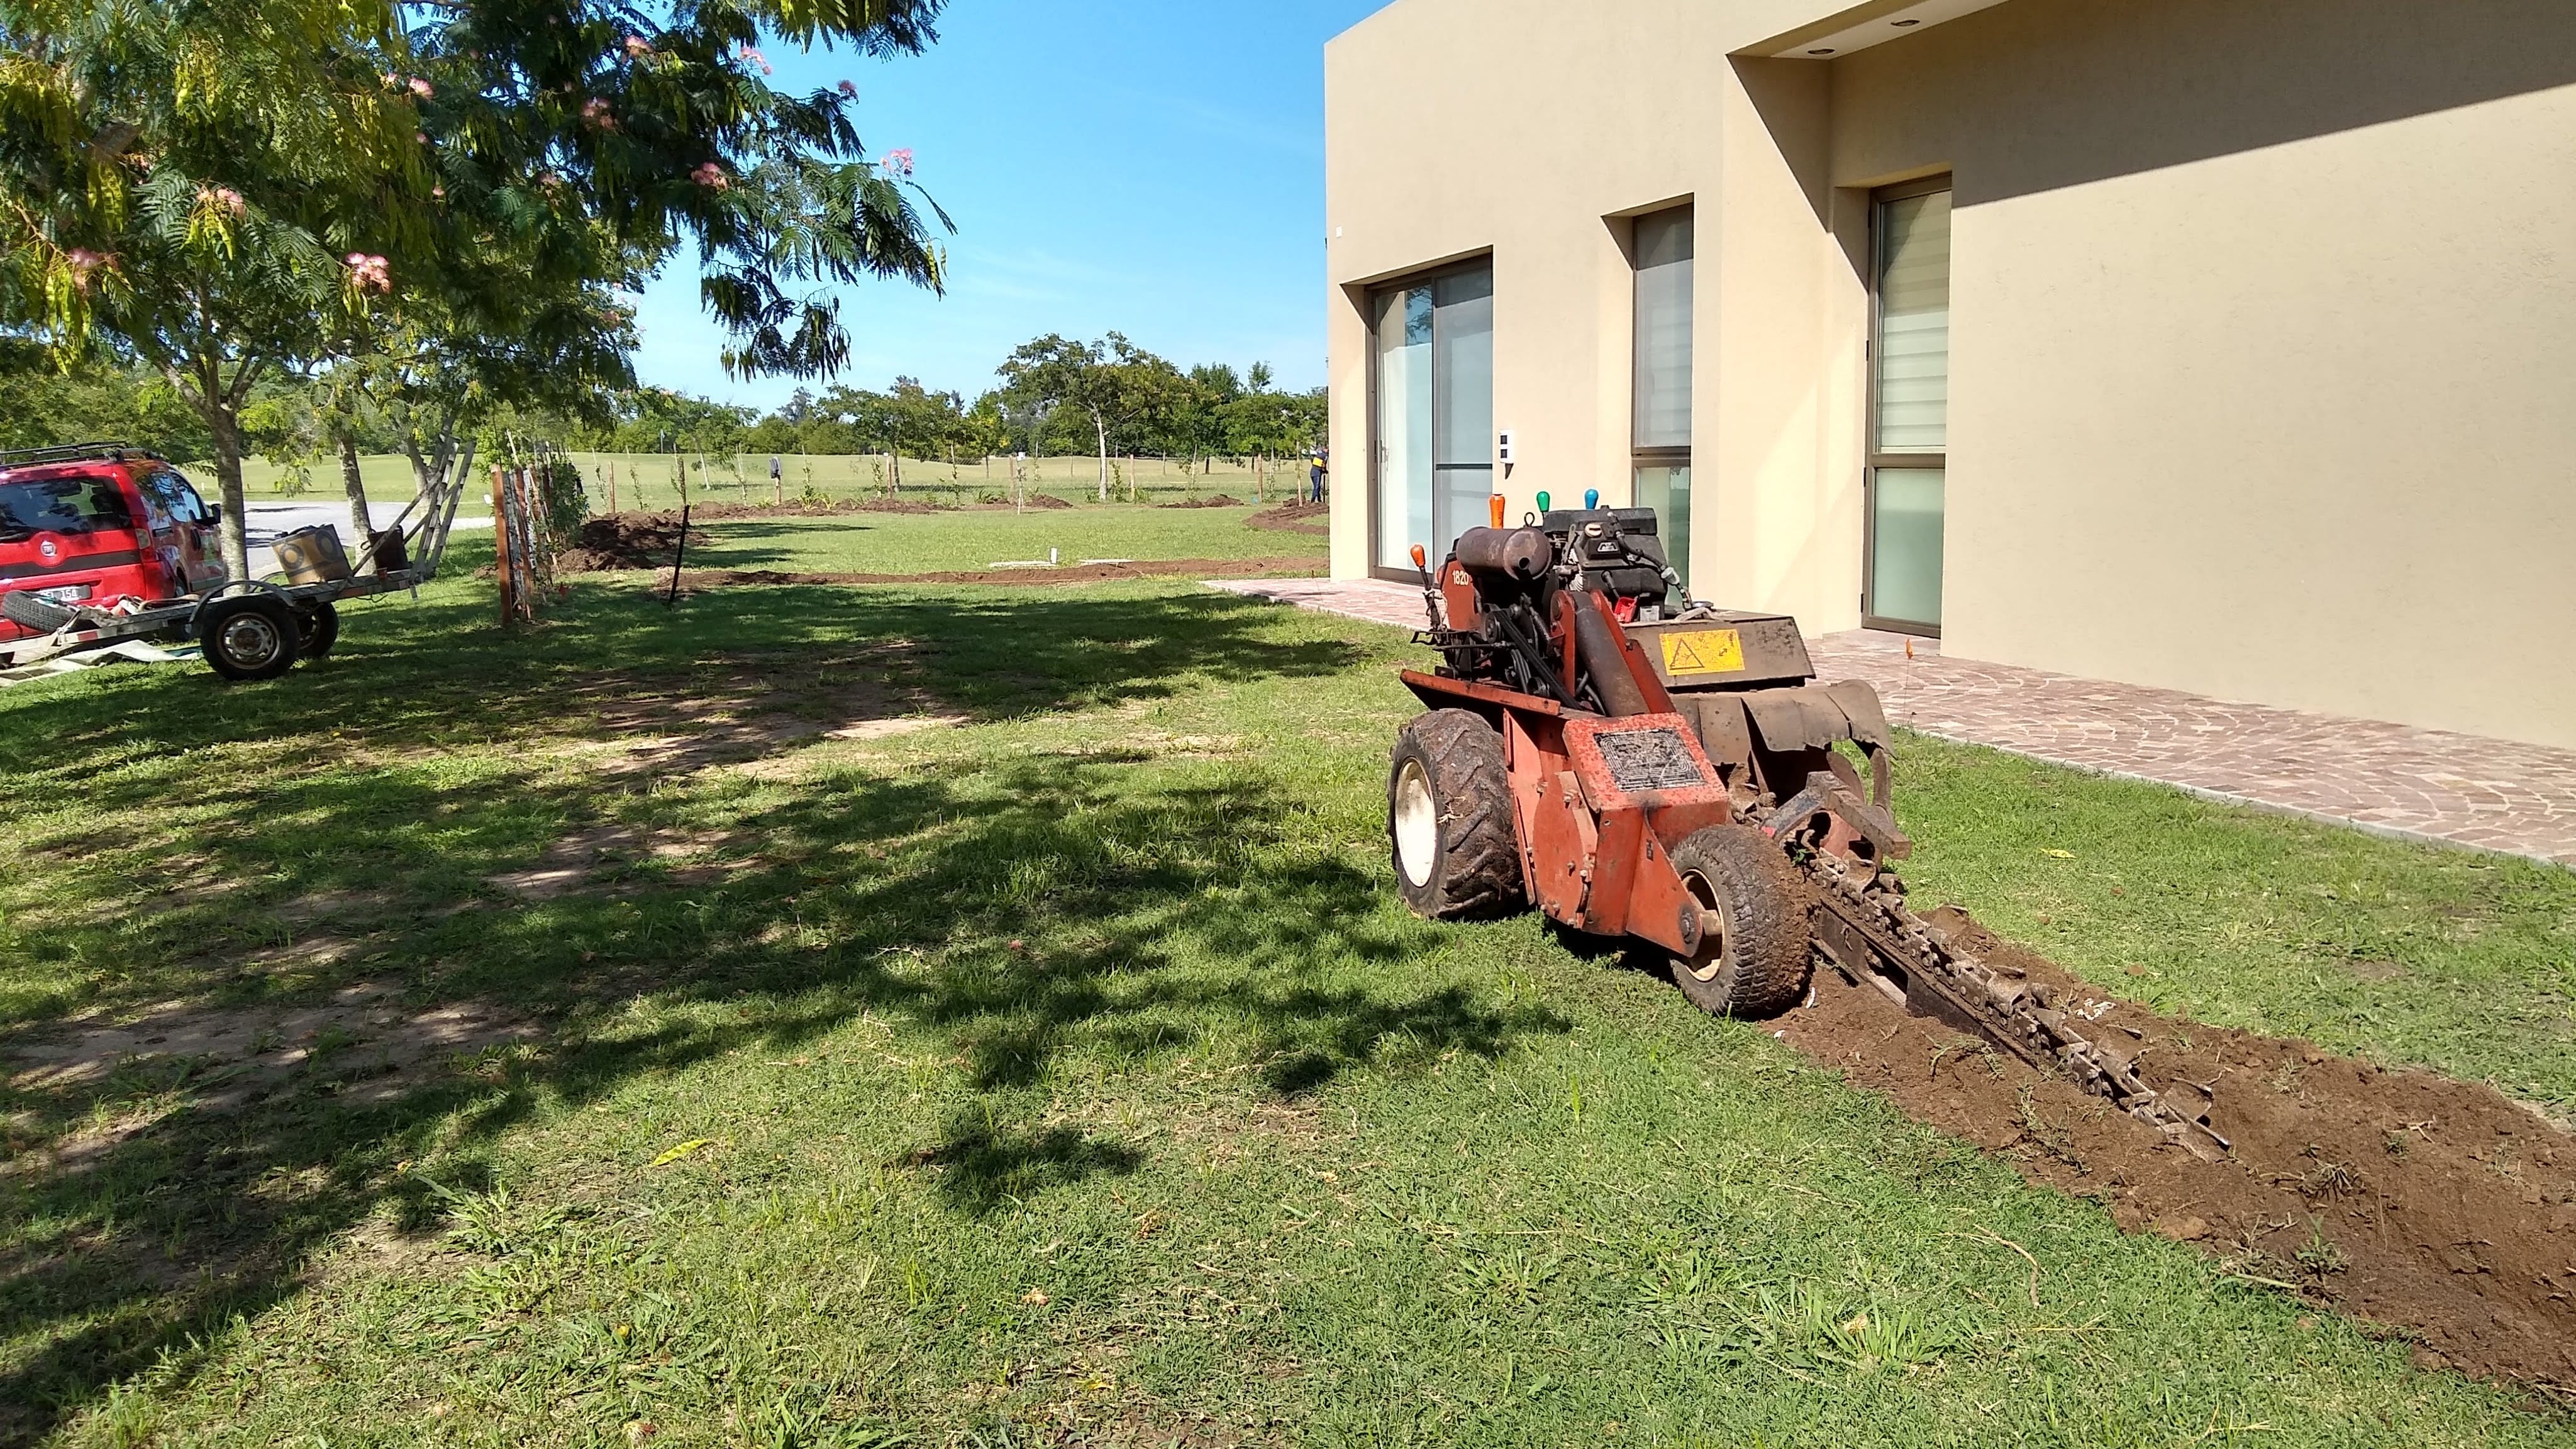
1409,543 -> 1429,571
1488,494 -> 1506,528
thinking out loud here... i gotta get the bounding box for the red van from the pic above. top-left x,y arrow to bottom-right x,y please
0,444 -> 227,643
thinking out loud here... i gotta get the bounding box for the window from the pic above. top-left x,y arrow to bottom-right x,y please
1867,179 -> 1950,634
1632,207 -> 1694,593
0,474 -> 136,538
1371,261 -> 1494,573
137,471 -> 207,525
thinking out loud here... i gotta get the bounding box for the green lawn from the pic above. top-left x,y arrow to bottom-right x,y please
669,505 -> 1323,577
219,451 -> 1313,513
2,545 -> 2571,1446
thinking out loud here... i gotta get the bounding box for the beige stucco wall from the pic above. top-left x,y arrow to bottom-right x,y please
1325,0 -> 2576,748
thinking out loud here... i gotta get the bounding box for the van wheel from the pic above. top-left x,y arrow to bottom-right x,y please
197,595 -> 303,682
295,601 -> 340,659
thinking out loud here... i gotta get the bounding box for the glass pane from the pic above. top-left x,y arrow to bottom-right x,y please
1874,190 -> 1951,453
1374,286 -> 1435,570
1441,467 -> 1493,555
1634,209 -> 1693,449
1634,464 -> 1692,595
1869,467 -> 1945,627
1432,279 -> 1492,469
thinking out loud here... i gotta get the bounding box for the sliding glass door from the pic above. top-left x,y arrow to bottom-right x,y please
1867,180 -> 1950,634
1373,263 -> 1493,572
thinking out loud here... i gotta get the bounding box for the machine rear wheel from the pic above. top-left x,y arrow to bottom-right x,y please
1667,824 -> 1813,1018
197,595 -> 302,682
1388,709 -> 1526,920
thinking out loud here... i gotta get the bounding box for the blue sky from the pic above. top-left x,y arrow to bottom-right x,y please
630,0 -> 1387,412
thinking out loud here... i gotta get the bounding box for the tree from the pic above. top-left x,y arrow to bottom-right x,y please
1167,362 -> 1242,481
996,332 -> 1184,502
2,0 -> 955,575
0,342 -> 211,458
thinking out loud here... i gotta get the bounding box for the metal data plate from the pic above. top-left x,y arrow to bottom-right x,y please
1592,726 -> 1709,793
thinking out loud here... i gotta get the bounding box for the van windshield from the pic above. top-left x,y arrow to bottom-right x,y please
0,475 -> 136,540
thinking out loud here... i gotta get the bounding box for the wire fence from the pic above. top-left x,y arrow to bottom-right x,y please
222,450 -> 1326,513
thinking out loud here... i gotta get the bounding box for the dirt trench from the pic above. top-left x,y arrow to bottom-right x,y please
1774,906 -> 2576,1394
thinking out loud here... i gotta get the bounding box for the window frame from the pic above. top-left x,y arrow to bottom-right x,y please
1863,174 -> 1953,637
1365,253 -> 1496,582
1629,204 -> 1696,591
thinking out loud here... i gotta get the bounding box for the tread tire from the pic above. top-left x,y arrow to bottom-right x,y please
197,594 -> 301,682
2,590 -> 75,633
1667,824 -> 1813,1019
1388,709 -> 1526,921
295,600 -> 340,659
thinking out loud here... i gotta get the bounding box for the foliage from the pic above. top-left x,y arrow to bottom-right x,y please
0,342 -> 209,458
0,0 -> 955,575
536,456 -> 591,541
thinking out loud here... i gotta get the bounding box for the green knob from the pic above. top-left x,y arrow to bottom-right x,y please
1535,491 -> 1552,514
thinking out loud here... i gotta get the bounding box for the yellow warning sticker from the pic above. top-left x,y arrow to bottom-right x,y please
1660,628 -> 1745,677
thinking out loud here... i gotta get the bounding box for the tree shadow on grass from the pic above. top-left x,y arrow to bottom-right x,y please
0,568 -> 1556,1442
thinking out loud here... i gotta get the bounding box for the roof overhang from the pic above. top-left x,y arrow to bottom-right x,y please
1746,0 -> 2012,60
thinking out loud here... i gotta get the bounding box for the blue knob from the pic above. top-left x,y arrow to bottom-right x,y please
1584,489 -> 1601,511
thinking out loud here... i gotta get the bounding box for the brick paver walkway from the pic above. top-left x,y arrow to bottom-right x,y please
1207,577 -> 2576,867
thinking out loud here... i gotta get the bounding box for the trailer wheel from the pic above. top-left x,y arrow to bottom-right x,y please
1667,825 -> 1812,1018
295,601 -> 340,659
197,594 -> 303,682
1389,709 -> 1526,920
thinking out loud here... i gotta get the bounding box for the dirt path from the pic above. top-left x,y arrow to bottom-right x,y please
1776,906 -> 2576,1394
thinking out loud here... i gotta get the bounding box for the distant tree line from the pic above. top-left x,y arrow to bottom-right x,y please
561,333 -> 1329,502
3,329 -> 1331,507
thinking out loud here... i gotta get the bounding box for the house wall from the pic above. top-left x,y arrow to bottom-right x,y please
1324,0 -> 2576,748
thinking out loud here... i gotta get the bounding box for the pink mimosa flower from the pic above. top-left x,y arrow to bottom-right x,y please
836,79 -> 857,98
582,97 -> 614,128
736,45 -> 772,76
625,35 -> 652,58
408,77 -> 434,99
880,148 -> 914,176
204,186 -> 246,217
691,161 -> 731,191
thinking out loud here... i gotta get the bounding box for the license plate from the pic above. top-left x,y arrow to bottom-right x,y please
31,586 -> 86,604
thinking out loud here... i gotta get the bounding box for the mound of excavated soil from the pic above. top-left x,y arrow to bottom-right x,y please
1247,499 -> 1329,535
558,512 -> 710,572
1158,495 -> 1243,509
1776,906 -> 2576,1394
652,557 -> 1324,592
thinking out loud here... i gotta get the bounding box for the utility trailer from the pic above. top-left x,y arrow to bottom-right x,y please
0,455 -> 475,683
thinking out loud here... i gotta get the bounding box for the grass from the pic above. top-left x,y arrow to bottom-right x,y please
218,451 -> 1314,513
1,511 -> 2570,1446
669,504 -> 1323,576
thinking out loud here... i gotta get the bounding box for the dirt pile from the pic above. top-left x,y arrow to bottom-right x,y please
557,512 -> 706,572
1777,906 -> 2576,1394
1158,495 -> 1243,509
653,557 -> 1325,592
1247,499 -> 1329,535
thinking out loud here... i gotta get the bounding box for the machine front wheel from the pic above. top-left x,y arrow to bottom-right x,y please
1667,825 -> 1813,1018
1388,709 -> 1527,921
